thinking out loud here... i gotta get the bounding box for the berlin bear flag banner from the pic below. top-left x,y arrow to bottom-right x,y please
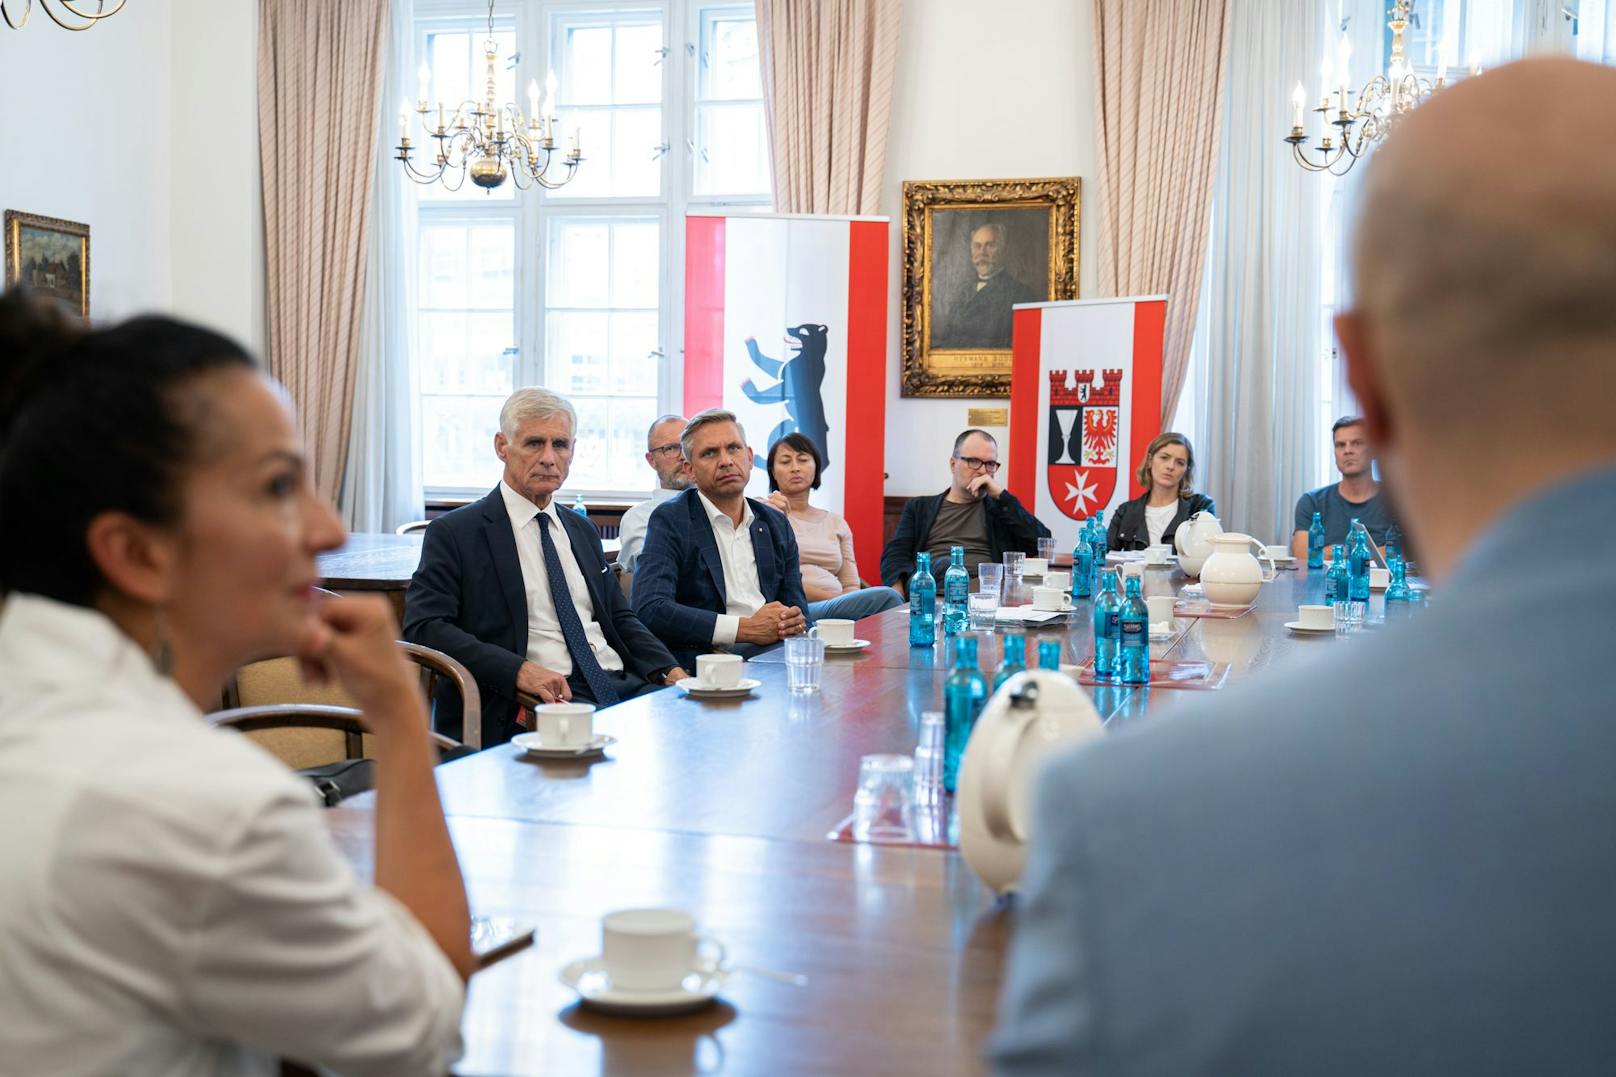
1006,297 -> 1167,551
684,212 -> 889,575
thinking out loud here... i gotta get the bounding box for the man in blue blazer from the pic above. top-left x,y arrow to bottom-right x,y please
405,389 -> 685,748
632,409 -> 811,671
993,60 -> 1616,1074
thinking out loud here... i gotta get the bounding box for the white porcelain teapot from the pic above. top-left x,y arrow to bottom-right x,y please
1198,532 -> 1277,607
957,671 -> 1103,895
1173,510 -> 1223,577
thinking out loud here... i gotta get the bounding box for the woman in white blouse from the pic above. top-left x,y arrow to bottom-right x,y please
0,293 -> 469,1076
765,433 -> 904,622
1105,432 -> 1217,552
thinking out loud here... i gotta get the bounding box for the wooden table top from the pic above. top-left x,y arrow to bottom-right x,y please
328,561 -> 1357,1074
316,531 -> 424,591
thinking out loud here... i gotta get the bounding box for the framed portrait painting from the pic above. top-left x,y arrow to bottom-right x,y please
4,210 -> 90,319
901,177 -> 1079,397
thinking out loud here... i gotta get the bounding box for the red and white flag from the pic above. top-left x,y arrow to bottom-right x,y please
684,213 -> 889,574
1007,297 -> 1166,550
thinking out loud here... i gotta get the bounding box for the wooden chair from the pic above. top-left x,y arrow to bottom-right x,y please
209,703 -> 466,757
221,640 -> 482,766
395,519 -> 430,535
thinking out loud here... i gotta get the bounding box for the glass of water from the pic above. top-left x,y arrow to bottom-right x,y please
784,633 -> 825,693
1036,537 -> 1056,562
968,590 -> 998,630
1002,551 -> 1026,579
977,562 -> 1004,600
913,711 -> 945,805
853,754 -> 916,842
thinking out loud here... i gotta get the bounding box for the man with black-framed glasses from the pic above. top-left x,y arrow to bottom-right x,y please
617,413 -> 690,575
879,428 -> 1051,596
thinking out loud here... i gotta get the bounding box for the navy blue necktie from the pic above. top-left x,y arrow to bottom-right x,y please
536,513 -> 620,707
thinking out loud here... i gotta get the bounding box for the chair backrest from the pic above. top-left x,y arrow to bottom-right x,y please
616,562 -> 632,601
397,640 -> 482,750
209,703 -> 466,769
395,519 -> 431,535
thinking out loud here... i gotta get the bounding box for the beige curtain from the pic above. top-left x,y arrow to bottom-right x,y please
259,0 -> 389,503
755,0 -> 902,214
1092,0 -> 1230,426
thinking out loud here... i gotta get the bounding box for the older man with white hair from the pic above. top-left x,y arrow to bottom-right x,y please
994,59 -> 1616,1075
405,388 -> 686,747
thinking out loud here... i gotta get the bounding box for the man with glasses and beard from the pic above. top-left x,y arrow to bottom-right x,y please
879,428 -> 1051,596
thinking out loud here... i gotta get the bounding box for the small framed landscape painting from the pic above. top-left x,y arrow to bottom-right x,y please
5,210 -> 90,319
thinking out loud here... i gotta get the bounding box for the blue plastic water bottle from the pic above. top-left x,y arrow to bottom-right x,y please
1072,533 -> 1094,599
942,546 -> 969,635
1324,544 -> 1349,605
571,493 -> 589,516
943,636 -> 988,792
1385,555 -> 1413,604
908,552 -> 937,647
1385,523 -> 1403,565
1348,520 -> 1371,602
993,632 -> 1028,690
1092,568 -> 1122,680
1037,638 -> 1063,671
1307,511 -> 1325,569
1089,511 -> 1108,575
1118,574 -> 1150,685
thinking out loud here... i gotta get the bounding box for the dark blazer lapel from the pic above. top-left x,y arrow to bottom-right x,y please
690,495 -> 727,602
748,499 -> 779,600
479,488 -> 530,657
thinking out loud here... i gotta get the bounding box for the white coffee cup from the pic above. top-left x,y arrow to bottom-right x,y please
1298,604 -> 1333,629
1042,570 -> 1071,592
1146,594 -> 1175,627
1032,587 -> 1068,611
812,618 -> 855,646
696,653 -> 743,688
1022,557 -> 1050,577
601,908 -> 727,992
1265,545 -> 1292,561
536,702 -> 595,747
1369,566 -> 1391,589
1144,544 -> 1171,566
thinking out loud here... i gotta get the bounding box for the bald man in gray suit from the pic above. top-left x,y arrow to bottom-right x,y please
993,58 -> 1616,1076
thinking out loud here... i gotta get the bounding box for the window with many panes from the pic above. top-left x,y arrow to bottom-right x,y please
413,0 -> 769,499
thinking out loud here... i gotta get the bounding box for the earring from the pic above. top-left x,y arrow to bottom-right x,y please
150,606 -> 174,677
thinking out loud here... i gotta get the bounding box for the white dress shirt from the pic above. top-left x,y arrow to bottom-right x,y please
500,481 -> 624,675
0,594 -> 464,1077
616,485 -> 680,574
698,490 -> 768,646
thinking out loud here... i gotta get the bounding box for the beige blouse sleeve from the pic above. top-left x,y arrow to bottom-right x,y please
834,514 -> 861,592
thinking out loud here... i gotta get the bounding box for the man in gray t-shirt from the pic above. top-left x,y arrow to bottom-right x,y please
926,497 -> 996,576
1291,416 -> 1400,555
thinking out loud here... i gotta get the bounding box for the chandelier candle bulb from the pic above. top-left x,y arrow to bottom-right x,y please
1291,82 -> 1305,131
418,61 -> 430,108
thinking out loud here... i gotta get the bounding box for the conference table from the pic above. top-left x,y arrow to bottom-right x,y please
326,561 -> 1374,1075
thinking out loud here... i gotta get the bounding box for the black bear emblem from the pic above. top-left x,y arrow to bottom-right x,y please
741,323 -> 831,475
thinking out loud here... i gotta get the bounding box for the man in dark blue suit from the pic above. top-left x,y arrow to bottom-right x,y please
404,389 -> 686,748
632,409 -> 811,671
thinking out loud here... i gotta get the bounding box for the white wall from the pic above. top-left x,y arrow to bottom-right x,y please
0,0 -> 175,322
170,0 -> 264,354
881,0 -> 1096,495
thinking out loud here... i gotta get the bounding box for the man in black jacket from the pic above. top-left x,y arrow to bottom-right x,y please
880,429 -> 1051,595
404,388 -> 685,748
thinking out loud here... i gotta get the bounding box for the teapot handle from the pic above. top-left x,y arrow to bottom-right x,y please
981,696 -> 1036,843
1249,537 -> 1276,582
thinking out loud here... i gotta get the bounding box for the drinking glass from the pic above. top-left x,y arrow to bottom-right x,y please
968,590 -> 999,630
977,562 -> 1005,600
1002,551 -> 1026,579
913,711 -> 945,805
784,634 -> 825,693
853,754 -> 916,842
1036,537 -> 1056,562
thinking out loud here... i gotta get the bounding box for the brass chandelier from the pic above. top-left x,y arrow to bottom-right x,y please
1284,0 -> 1475,176
397,0 -> 583,192
1,0 -> 125,30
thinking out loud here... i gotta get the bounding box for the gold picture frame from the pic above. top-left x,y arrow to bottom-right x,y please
901,177 -> 1079,398
4,210 -> 90,319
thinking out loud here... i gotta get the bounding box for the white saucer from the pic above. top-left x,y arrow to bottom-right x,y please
559,957 -> 723,1016
823,639 -> 871,653
1284,621 -> 1335,634
1029,602 -> 1076,615
1370,582 -> 1388,591
512,732 -> 616,758
676,676 -> 761,699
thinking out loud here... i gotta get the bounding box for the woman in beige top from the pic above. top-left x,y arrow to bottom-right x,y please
765,433 -> 904,622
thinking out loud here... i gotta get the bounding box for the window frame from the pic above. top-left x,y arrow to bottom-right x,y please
412,0 -> 770,503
